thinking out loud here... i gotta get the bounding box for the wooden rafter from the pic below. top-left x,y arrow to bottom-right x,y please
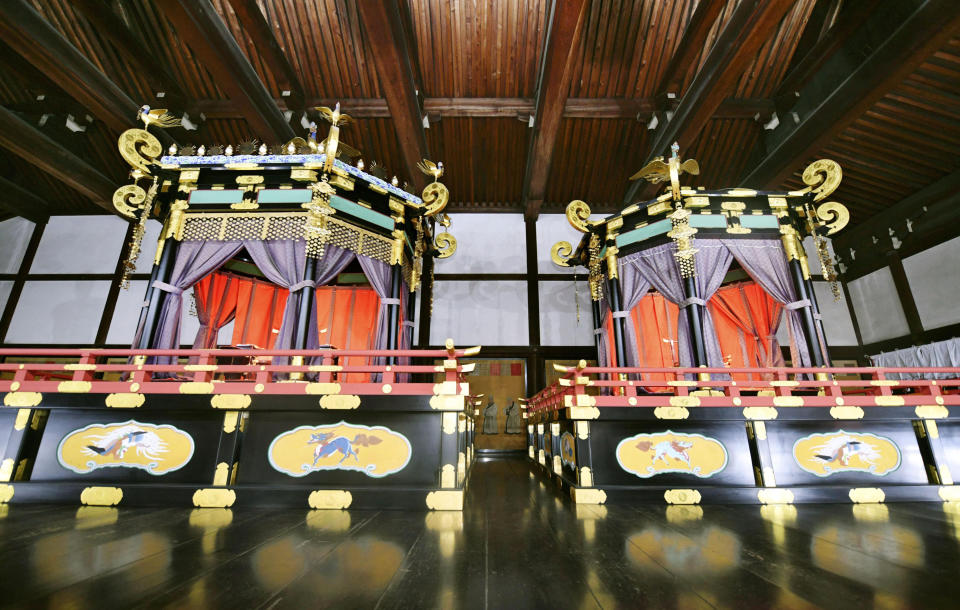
0,106 -> 116,211
522,0 -> 588,220
70,0 -> 186,104
357,0 -> 429,192
0,175 -> 48,222
159,0 -> 294,143
743,0 -> 960,189
774,0 -> 882,103
226,0 -> 304,112
0,0 -> 162,140
624,0 -> 796,205
192,96 -> 775,121
654,0 -> 726,98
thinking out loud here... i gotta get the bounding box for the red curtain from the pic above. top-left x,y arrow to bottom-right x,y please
192,273 -> 239,348
315,285 -> 380,382
709,282 -> 784,381
231,276 -> 289,348
610,281 -> 782,386
607,292 -> 679,389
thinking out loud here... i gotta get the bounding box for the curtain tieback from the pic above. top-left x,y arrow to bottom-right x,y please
679,297 -> 707,308
594,328 -> 605,335
381,298 -> 402,306
402,320 -> 416,328
289,280 -> 316,292
153,281 -> 183,295
785,299 -> 811,310
611,310 -> 631,319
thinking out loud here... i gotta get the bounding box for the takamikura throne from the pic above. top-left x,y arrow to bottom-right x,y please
0,105 -> 478,511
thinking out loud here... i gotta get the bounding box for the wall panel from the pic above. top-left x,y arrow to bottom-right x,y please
30,216 -> 127,274
539,281 -> 593,346
6,280 -> 111,344
848,267 -> 910,344
903,236 -> 960,331
430,280 -> 527,345
433,214 -> 526,274
0,217 -> 35,274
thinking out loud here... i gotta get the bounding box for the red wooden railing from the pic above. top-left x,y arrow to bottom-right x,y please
527,363 -> 960,416
0,343 -> 477,397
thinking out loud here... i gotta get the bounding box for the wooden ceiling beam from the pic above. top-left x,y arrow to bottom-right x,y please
0,175 -> 49,222
159,0 -> 294,143
195,96 -> 774,121
655,0 -> 726,98
0,106 -> 116,212
742,0 -> 960,189
0,0 -> 165,141
70,0 -> 186,104
357,0 -> 429,191
522,0 -> 588,220
225,0 -> 304,112
624,0 -> 796,205
773,0 -> 882,104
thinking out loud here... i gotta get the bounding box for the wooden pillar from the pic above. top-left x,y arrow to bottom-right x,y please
886,250 -> 924,343
294,259 -> 317,349
386,263 -> 403,364
804,276 -> 832,366
682,276 -> 708,367
138,237 -> 179,350
788,259 -> 825,367
607,275 -> 627,368
591,298 -> 603,363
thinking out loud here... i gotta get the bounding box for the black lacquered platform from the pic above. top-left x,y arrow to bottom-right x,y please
1,456 -> 960,608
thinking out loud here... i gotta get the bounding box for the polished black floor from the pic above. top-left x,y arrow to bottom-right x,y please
2,456 -> 960,608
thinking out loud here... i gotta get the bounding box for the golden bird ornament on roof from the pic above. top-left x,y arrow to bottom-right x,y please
417,159 -> 444,182
315,102 -> 353,127
138,105 -> 181,130
629,157 -> 699,184
314,102 -> 352,172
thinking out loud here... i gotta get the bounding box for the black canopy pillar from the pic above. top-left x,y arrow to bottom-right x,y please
782,228 -> 826,368
293,259 -> 317,350
386,262 -> 403,365
136,231 -> 180,351
681,275 -> 709,369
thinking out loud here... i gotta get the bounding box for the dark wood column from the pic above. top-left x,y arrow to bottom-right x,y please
386,263 -> 403,364
138,238 -> 179,350
606,275 -> 627,368
681,276 -> 708,368
294,260 -> 317,350
787,259 -> 826,367
886,250 -> 925,344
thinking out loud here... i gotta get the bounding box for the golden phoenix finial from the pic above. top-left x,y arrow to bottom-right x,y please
313,102 -> 353,172
314,102 -> 353,128
417,159 -> 444,182
629,143 -> 699,185
137,105 -> 181,130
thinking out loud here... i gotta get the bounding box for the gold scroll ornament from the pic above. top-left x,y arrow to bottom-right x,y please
118,128 -> 162,174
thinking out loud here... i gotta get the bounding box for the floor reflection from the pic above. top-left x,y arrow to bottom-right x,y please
1,458 -> 960,608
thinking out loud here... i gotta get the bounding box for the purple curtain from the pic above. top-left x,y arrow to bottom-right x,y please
620,241 -> 731,369
244,242 -> 354,351
615,260 -> 653,367
357,255 -> 395,352
357,255 -> 397,381
720,239 -> 812,367
151,241 -> 244,356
